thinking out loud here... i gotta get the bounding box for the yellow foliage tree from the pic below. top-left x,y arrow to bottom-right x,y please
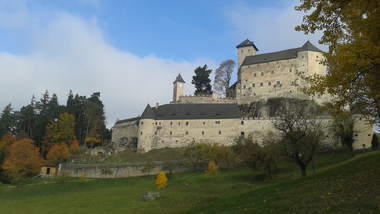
2,138 -> 43,183
46,143 -> 70,166
205,161 -> 219,177
155,171 -> 168,189
85,126 -> 101,149
69,139 -> 80,155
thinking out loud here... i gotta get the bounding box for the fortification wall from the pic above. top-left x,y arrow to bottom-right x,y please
172,94 -> 237,104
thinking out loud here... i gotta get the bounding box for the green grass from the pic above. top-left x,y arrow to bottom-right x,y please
1,150 -> 379,213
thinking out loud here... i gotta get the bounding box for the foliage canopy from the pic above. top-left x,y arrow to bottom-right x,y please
191,64 -> 213,96
295,0 -> 380,123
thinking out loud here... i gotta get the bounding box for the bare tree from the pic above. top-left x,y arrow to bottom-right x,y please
213,60 -> 235,97
274,103 -> 325,177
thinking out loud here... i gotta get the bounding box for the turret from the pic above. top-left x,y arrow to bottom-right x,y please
236,39 -> 258,69
173,73 -> 185,102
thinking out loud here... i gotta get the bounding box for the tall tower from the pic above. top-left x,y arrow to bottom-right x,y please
236,39 -> 259,69
173,73 -> 185,102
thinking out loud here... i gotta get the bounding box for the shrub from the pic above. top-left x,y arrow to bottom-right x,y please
205,161 -> 219,177
54,171 -> 71,184
155,171 -> 168,189
79,171 -> 88,185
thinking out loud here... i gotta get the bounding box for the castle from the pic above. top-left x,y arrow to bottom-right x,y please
111,40 -> 373,153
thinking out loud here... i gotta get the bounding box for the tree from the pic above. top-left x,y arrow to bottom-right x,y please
205,161 -> 219,177
191,64 -> 213,96
45,143 -> 70,166
330,114 -> 355,156
54,113 -> 76,146
213,60 -> 235,97
161,161 -> 178,179
295,0 -> 380,124
155,171 -> 168,189
69,139 -> 80,155
274,103 -> 325,177
85,126 -> 101,149
141,161 -> 156,176
0,103 -> 16,137
371,133 -> 379,149
2,139 -> 43,184
41,122 -> 57,157
85,92 -> 106,147
217,147 -> 238,172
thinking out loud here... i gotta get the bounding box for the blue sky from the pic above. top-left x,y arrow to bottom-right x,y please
0,0 -> 326,128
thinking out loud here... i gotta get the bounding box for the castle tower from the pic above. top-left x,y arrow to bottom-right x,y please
236,39 -> 259,69
173,73 -> 185,102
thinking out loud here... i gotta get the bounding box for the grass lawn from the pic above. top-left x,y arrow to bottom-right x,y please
0,150 -> 379,213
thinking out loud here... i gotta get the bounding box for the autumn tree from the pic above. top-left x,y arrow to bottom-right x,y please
54,113 -> 76,145
249,132 -> 281,180
295,0 -> 380,124
274,104 -> 325,177
205,161 -> 219,177
213,60 -> 235,97
2,139 -> 43,184
85,126 -> 101,149
41,122 -> 57,157
217,147 -> 238,172
69,139 -> 80,155
46,143 -> 70,166
155,171 -> 168,189
191,65 -> 213,96
0,132 -> 16,152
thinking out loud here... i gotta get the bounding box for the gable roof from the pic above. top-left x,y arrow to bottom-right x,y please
140,103 -> 240,120
236,39 -> 259,51
173,73 -> 186,83
241,41 -> 323,66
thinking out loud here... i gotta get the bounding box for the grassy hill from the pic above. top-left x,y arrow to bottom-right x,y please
0,150 -> 379,213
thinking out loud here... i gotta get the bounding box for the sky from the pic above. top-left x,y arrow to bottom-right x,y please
0,0 -> 327,128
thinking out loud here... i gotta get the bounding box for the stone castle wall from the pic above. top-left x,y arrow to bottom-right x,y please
236,50 -> 329,105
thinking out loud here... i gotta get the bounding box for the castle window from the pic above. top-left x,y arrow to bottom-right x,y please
178,122 -> 180,125
170,131 -> 172,135
202,131 -> 204,135
316,55 -> 318,58
243,94 -> 246,97
159,122 -> 161,125
241,121 -> 244,125
260,83 -> 263,87
355,134 -> 358,137
252,83 -> 255,87
271,70 -> 274,74
289,69 -> 292,73
254,73 -> 257,77
215,121 -> 220,124
253,93 -> 256,96
155,122 -> 157,125
186,131 -> 188,135
170,122 -> 172,125
141,122 -> 144,125
140,132 -> 143,135
359,117 -> 362,121
248,49 -> 250,52
261,72 -> 264,76
241,132 -> 245,137
155,132 -> 157,135
268,82 -> 271,86
219,131 -> 221,135
241,50 -> 243,53
243,85 -> 246,89
186,121 -> 189,125
302,56 -> 304,58
368,134 -> 371,136
277,81 -> 281,85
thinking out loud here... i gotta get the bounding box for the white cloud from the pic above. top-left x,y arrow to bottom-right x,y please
0,3 -> 208,128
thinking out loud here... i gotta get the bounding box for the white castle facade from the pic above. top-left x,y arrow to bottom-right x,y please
111,40 -> 373,153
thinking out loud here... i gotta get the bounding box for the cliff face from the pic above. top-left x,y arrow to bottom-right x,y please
238,98 -> 322,118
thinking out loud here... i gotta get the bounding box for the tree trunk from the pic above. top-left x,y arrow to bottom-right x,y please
300,165 -> 307,177
311,160 -> 316,174
267,166 -> 272,180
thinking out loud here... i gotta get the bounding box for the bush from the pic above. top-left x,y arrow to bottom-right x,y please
54,171 -> 71,184
79,171 -> 88,185
155,171 -> 168,189
205,161 -> 219,177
